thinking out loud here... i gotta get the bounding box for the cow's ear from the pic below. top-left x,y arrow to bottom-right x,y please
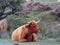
29,22 -> 33,26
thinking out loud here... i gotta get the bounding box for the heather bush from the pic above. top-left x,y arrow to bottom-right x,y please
22,2 -> 52,14
50,7 -> 60,17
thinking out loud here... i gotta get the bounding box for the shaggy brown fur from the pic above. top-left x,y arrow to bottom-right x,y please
0,19 -> 8,32
11,20 -> 40,42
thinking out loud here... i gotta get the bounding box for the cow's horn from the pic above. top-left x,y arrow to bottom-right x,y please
36,19 -> 41,23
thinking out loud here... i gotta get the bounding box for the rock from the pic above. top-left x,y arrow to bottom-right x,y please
14,44 -> 19,45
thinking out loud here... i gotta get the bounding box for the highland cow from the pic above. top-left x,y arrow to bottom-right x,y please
11,20 -> 40,42
0,19 -> 8,32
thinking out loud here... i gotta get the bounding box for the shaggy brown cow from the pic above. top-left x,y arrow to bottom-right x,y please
11,20 -> 40,42
0,19 -> 8,32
